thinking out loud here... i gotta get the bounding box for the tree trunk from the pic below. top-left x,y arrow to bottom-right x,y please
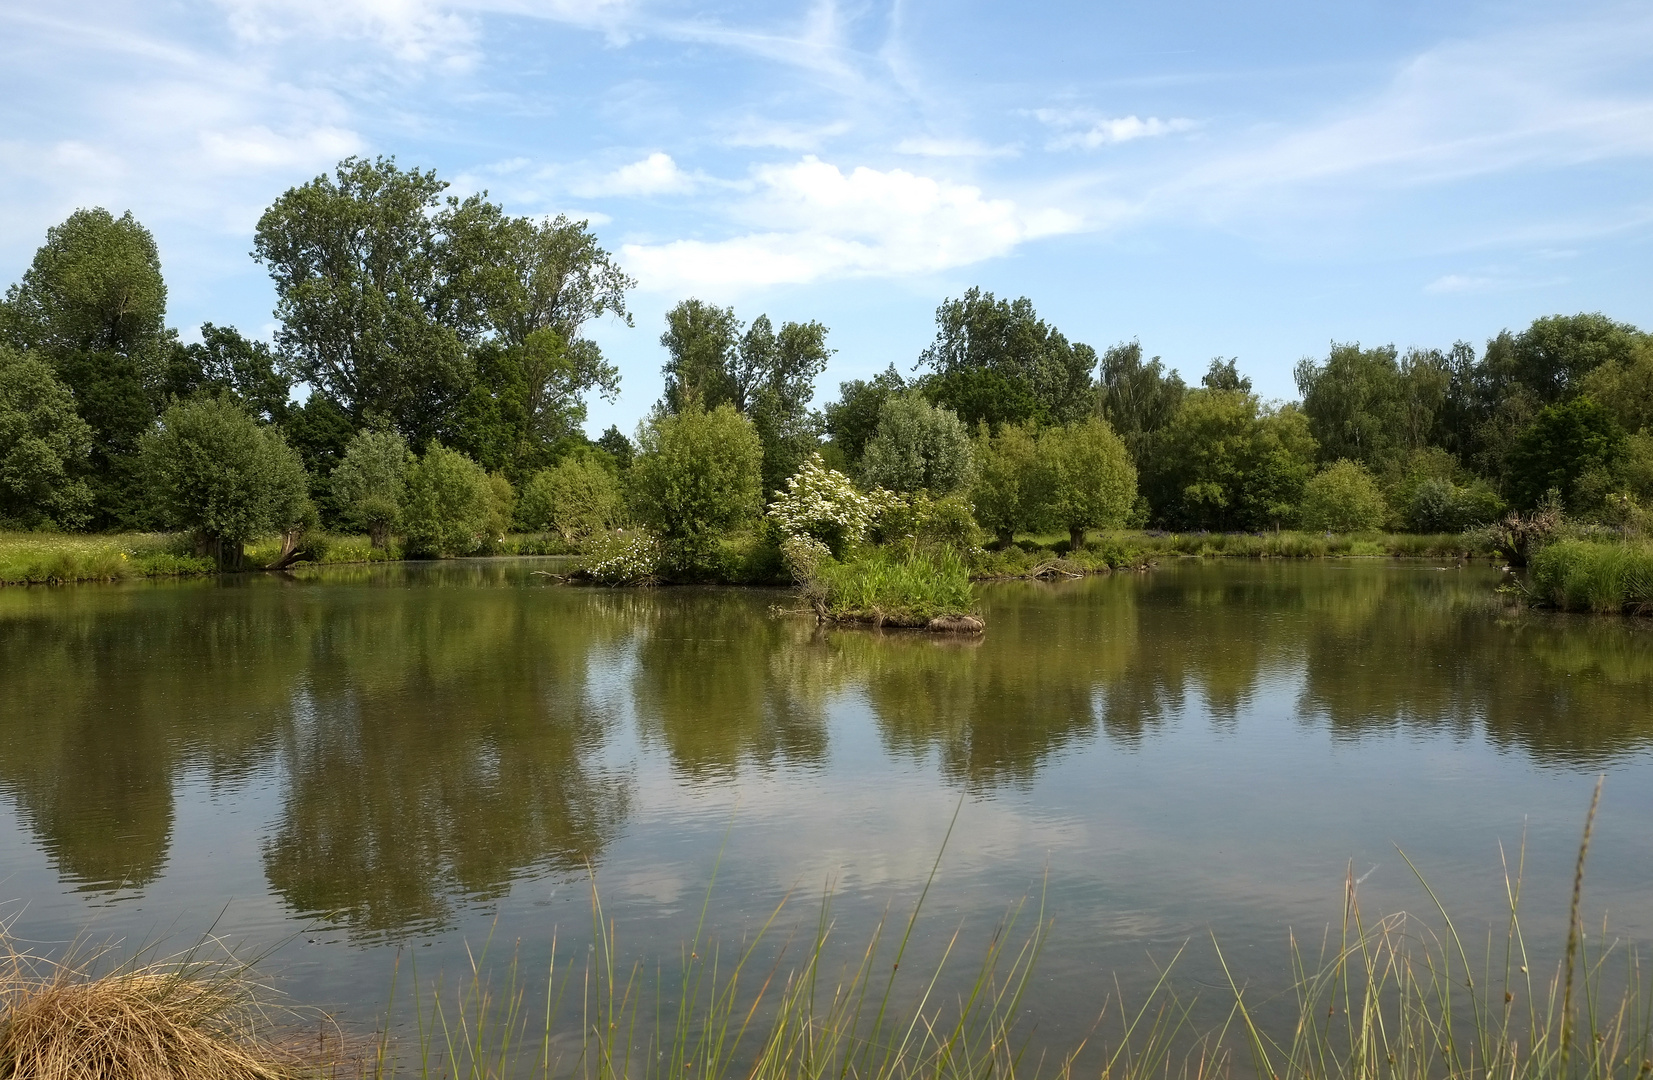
996,528 -> 1014,550
1069,526 -> 1085,551
266,529 -> 307,571
370,521 -> 390,550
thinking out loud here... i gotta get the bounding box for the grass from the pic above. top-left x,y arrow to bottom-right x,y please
3,790 -> 1647,1080
811,546 -> 978,627
0,532 -> 215,585
1528,539 -> 1653,615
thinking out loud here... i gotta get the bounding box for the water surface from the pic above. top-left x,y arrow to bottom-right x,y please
2,559 -> 1650,1050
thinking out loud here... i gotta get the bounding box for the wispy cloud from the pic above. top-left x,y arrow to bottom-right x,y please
894,136 -> 1018,158
1034,109 -> 1197,150
620,155 -> 1079,292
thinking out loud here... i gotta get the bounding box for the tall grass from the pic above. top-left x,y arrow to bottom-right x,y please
0,532 -> 214,585
812,546 -> 977,626
1528,540 -> 1653,615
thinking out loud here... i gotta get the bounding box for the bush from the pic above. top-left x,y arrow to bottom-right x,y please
1407,476 -> 1504,533
970,421 -> 1050,547
139,397 -> 312,568
1299,460 -> 1388,532
1040,418 -> 1136,550
859,392 -> 974,495
0,345 -> 94,530
483,472 -> 515,548
579,528 -> 662,585
766,452 -> 893,556
401,444 -> 492,557
628,403 -> 763,576
329,427 -> 410,548
519,456 -> 624,542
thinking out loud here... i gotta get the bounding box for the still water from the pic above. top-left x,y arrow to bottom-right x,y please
1,559 -> 1651,1050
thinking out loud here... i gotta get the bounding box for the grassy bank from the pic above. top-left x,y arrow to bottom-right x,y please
1528,539 -> 1653,615
0,533 -> 215,585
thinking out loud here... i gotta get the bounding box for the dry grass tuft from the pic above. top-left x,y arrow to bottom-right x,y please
0,934 -> 317,1080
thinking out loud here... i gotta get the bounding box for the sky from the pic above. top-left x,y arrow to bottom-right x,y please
2,0 -> 1651,435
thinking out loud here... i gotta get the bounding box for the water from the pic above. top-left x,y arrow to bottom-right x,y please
2,558 -> 1651,1053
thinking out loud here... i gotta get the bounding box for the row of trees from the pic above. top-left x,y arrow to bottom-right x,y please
3,154 -> 1650,557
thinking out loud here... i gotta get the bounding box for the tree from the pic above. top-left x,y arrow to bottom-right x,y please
0,346 -> 94,529
1506,398 -> 1626,511
1040,419 -> 1137,550
859,392 -> 974,496
971,421 -> 1050,547
1295,343 -> 1407,468
177,324 -> 291,422
1489,313 -> 1645,405
596,426 -> 634,469
253,157 -> 473,443
916,288 -> 1096,427
659,299 -> 741,412
330,427 -> 412,548
1097,341 -> 1186,472
2,208 -> 172,527
1298,461 -> 1389,532
1578,336 -> 1653,436
628,403 -> 763,574
400,445 -> 494,557
824,365 -> 905,468
1142,390 -> 1317,530
1201,358 -> 1251,393
739,315 -> 833,498
519,456 -> 625,541
140,397 -> 312,569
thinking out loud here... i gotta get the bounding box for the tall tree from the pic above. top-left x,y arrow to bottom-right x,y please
917,288 -> 1096,427
824,365 -> 906,468
659,299 -> 742,412
1097,341 -> 1186,472
739,316 -> 833,497
253,157 -> 474,444
0,346 -> 94,529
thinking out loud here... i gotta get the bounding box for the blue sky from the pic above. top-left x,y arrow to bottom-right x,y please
3,0 -> 1651,435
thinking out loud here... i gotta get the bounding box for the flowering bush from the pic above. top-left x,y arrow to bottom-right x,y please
767,454 -> 898,556
580,529 -> 662,586
779,534 -> 832,587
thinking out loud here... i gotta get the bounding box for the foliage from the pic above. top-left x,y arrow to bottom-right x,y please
658,299 -> 742,413
329,427 -> 411,548
596,425 -> 634,469
970,421 -> 1050,547
859,392 -> 974,496
173,323 -> 292,423
765,453 -> 892,556
823,365 -> 906,470
519,455 -> 624,541
1098,340 -> 1187,473
1295,341 -> 1452,470
1529,539 -> 1653,614
877,491 -> 983,552
1507,397 -> 1627,511
1578,337 -> 1653,437
578,528 -> 662,585
0,346 -> 94,529
0,207 -> 167,357
1040,418 -> 1137,549
1143,389 -> 1318,530
400,444 -> 493,557
139,397 -> 312,567
1407,476 -> 1505,533
812,545 -> 977,624
1299,459 -> 1390,532
484,471 -> 515,545
628,403 -> 764,575
916,287 -> 1095,426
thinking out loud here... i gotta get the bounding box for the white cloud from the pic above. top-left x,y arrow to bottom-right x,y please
578,153 -> 698,198
1035,110 -> 1196,150
1424,272 -> 1566,295
619,156 -> 1079,292
894,136 -> 1018,159
722,119 -> 852,152
199,125 -> 362,172
211,0 -> 482,67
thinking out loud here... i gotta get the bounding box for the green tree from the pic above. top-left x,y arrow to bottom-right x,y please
519,456 -> 625,541
1295,343 -> 1406,468
739,315 -> 832,498
859,392 -> 974,496
1040,419 -> 1137,549
0,346 -> 94,529
917,288 -> 1096,426
330,427 -> 412,548
1097,340 -> 1187,474
1143,390 -> 1317,530
1506,397 -> 1627,511
400,444 -> 493,557
176,324 -> 292,422
1200,357 -> 1251,393
659,299 -> 741,412
1578,336 -> 1653,436
140,397 -> 312,568
970,421 -> 1051,547
824,365 -> 905,469
1298,460 -> 1389,532
2,208 -> 172,527
281,392 -> 357,514
596,425 -> 634,469
253,157 -> 474,443
628,404 -> 763,574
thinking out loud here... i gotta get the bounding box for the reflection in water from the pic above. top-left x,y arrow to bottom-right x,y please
1,560 -> 1651,937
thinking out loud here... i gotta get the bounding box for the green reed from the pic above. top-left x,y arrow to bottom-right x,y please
1528,540 -> 1653,615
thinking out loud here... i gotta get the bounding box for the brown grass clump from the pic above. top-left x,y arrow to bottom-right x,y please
0,935 -> 308,1080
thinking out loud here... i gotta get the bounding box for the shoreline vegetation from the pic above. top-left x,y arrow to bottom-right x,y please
2,792 -> 1644,1080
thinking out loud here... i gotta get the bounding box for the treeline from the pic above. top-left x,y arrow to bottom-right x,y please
3,155 -> 1651,571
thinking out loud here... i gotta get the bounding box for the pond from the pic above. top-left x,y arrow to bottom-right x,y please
2,559 -> 1651,1059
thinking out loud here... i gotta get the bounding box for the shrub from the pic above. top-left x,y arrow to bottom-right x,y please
579,528 -> 662,585
0,345 -> 94,530
859,392 -> 974,495
970,421 -> 1050,547
1407,476 -> 1505,533
1299,459 -> 1389,532
766,453 -> 893,556
813,545 -> 975,625
329,427 -> 410,548
400,444 -> 492,557
628,403 -> 763,576
519,456 -> 625,542
139,397 -> 312,568
1040,418 -> 1136,550
483,472 -> 515,548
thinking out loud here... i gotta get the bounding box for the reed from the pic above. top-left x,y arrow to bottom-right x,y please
1528,539 -> 1653,615
812,546 -> 977,625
